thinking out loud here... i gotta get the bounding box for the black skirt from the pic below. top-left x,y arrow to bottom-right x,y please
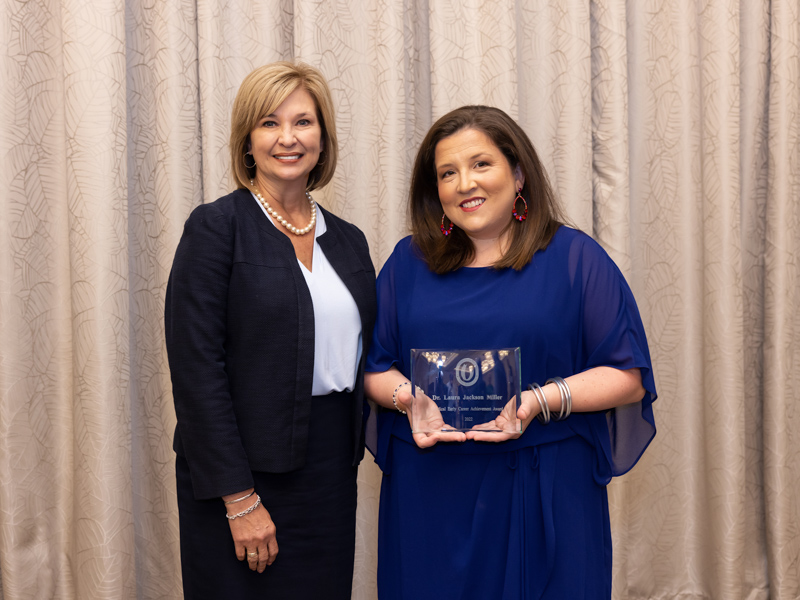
176,391 -> 358,599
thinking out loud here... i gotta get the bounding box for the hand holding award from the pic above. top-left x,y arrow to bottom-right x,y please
395,386 -> 467,447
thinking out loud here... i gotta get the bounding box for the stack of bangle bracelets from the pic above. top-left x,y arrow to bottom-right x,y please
527,377 -> 572,424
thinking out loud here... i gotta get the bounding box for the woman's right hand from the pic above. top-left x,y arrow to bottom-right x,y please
396,389 -> 467,448
466,389 -> 541,443
225,492 -> 279,573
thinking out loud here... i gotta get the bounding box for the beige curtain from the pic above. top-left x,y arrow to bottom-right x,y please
1,0 -> 798,598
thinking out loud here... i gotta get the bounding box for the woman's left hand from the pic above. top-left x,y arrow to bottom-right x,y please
465,390 -> 540,442
228,501 -> 278,573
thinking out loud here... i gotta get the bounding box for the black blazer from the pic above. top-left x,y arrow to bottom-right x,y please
165,188 -> 376,499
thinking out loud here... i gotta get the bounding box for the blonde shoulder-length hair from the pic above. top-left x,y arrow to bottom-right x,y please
230,61 -> 338,191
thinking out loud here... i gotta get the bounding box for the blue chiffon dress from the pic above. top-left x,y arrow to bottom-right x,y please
365,227 -> 657,600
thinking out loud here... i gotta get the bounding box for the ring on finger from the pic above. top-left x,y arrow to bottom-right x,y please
247,551 -> 258,558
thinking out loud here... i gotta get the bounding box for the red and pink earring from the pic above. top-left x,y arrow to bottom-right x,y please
512,188 -> 528,221
440,213 -> 454,236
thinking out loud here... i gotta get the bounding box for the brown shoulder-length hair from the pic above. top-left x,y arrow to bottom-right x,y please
410,105 -> 566,273
230,61 -> 338,191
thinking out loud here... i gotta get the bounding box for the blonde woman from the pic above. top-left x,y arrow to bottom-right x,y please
166,62 -> 376,598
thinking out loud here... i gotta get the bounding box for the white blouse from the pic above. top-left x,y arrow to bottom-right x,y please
251,193 -> 362,395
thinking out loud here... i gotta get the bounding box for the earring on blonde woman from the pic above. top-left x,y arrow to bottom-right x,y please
440,214 -> 454,236
512,189 -> 527,221
244,152 -> 256,169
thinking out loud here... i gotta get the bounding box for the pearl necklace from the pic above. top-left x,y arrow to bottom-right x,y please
250,180 -> 316,236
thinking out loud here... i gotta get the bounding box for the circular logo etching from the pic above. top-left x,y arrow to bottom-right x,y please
455,357 -> 480,387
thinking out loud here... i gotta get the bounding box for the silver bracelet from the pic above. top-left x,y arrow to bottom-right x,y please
224,490 -> 255,505
545,377 -> 572,420
392,381 -> 409,414
226,494 -> 261,520
528,383 -> 550,424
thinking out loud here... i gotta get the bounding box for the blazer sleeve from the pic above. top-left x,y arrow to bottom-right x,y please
165,202 -> 254,499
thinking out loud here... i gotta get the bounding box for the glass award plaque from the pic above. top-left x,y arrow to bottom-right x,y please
409,348 -> 522,433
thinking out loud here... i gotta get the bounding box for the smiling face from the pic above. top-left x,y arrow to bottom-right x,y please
249,86 -> 323,191
434,127 -> 524,245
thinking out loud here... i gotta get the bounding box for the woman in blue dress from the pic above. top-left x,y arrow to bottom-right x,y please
364,105 -> 656,599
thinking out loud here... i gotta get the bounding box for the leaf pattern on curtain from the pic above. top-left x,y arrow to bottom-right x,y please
126,0 -> 204,596
0,1 -> 798,599
763,2 -> 800,598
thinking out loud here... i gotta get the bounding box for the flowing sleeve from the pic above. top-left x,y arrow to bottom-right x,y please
364,239 -> 411,467
366,243 -> 403,374
569,234 -> 657,479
